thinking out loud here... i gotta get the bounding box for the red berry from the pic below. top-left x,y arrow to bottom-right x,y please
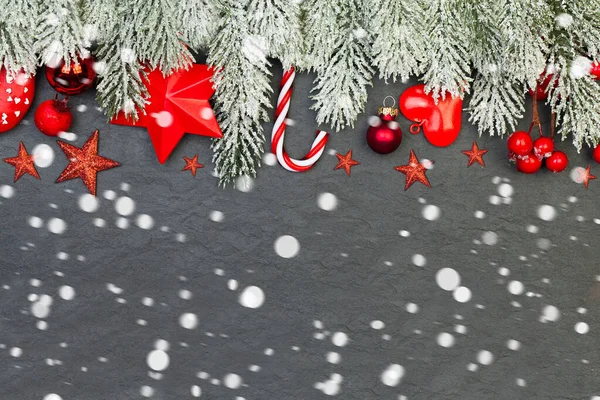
545,151 -> 568,173
34,97 -> 72,136
591,62 -> 600,80
507,131 -> 533,156
528,73 -> 555,100
516,153 -> 542,174
593,146 -> 600,164
533,136 -> 554,158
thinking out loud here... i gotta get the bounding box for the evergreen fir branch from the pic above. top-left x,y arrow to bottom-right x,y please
208,2 -> 272,187
0,0 -> 38,75
557,77 -> 600,150
177,0 -> 220,51
301,0 -> 341,71
570,1 -> 600,60
35,0 -> 85,66
80,0 -> 118,45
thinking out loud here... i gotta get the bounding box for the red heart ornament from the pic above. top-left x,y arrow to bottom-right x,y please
399,84 -> 462,147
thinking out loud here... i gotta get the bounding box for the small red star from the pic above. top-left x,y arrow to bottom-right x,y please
182,154 -> 204,177
394,150 -> 432,190
4,142 -> 40,182
56,130 -> 120,195
576,165 -> 596,189
334,149 -> 360,176
462,141 -> 488,167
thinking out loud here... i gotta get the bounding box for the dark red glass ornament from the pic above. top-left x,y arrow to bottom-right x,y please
366,98 -> 402,154
45,56 -> 97,95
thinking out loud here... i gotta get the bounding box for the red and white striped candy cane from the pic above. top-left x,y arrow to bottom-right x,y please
271,66 -> 329,172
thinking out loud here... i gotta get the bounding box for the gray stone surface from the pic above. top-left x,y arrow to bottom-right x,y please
0,65 -> 599,400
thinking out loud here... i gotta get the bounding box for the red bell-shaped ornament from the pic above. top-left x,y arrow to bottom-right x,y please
366,96 -> 402,154
45,55 -> 97,95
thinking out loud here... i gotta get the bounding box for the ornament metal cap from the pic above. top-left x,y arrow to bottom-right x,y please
379,96 -> 399,120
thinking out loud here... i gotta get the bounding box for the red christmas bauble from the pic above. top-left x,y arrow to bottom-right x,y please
366,110 -> 402,154
593,146 -> 600,163
516,153 -> 542,174
45,56 -> 97,95
591,62 -> 600,80
34,97 -> 73,136
507,131 -> 533,156
0,68 -> 35,133
533,136 -> 554,158
545,151 -> 568,173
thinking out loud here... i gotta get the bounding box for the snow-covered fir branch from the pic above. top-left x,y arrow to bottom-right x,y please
0,0 -> 38,75
177,0 -> 220,51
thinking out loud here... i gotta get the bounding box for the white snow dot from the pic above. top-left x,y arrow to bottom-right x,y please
326,351 -> 341,364
224,373 -> 243,389
115,197 -> 135,216
59,285 -> 75,300
179,313 -> 198,329
368,115 -> 381,127
140,386 -> 154,397
78,194 -> 99,212
152,111 -> 174,128
482,231 -> 498,245
537,205 -> 557,221
399,230 -> 410,237
477,350 -> 494,365
436,268 -> 461,291
120,48 -> 136,63
507,339 -> 521,351
93,218 -> 106,227
235,175 -> 254,192
527,225 -> 539,234
381,364 -> 405,387
516,378 -> 527,387
474,210 -> 485,219
239,286 -> 265,309
37,321 -> 48,330
136,214 -> 154,229
436,332 -> 455,348
498,267 -> 510,276
209,211 -> 224,222
77,104 -> 87,112
536,238 -> 552,251
191,385 -> 202,397
0,185 -> 15,198
200,107 -> 214,120
317,193 -> 338,211
227,279 -> 238,291
498,183 -> 514,197
154,339 -> 170,351
32,144 -> 54,168
10,347 -> 22,357
370,320 -> 385,330
263,153 -> 277,166
179,289 -> 192,300
57,131 -> 77,141
47,218 -> 67,234
556,13 -> 574,28
103,190 -> 116,200
453,286 -> 472,303
43,395 -> 62,400
575,322 -> 590,334
147,350 -> 170,371
406,303 -> 419,314
412,254 -> 426,267
455,324 -> 467,334
508,281 -> 524,295
541,305 -> 560,322
489,195 -> 501,205
331,332 -> 349,347
274,235 -> 300,258
28,216 -> 43,228
422,204 -> 441,221
116,217 -> 129,229
467,363 -> 478,372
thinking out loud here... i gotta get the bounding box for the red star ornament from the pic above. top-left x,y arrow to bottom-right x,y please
395,150 -> 432,190
334,149 -> 360,176
4,142 -> 40,182
462,141 -> 488,167
182,154 -> 204,177
111,64 -> 222,164
576,165 -> 596,189
56,130 -> 120,195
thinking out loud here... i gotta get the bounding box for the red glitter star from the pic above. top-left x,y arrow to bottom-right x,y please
334,149 -> 360,176
4,142 -> 40,182
56,130 -> 120,195
182,154 -> 204,177
462,141 -> 488,167
576,165 -> 596,189
395,150 -> 432,190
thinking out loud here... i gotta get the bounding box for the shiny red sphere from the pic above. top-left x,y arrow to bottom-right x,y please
507,131 -> 533,156
533,136 -> 554,158
34,98 -> 72,136
516,153 -> 542,174
45,55 -> 97,95
591,62 -> 600,80
366,118 -> 402,154
545,151 -> 568,173
593,146 -> 600,163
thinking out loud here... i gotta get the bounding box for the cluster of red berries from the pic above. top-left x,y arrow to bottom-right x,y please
507,131 -> 568,174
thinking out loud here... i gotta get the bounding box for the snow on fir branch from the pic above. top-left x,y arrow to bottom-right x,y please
0,0 -> 38,76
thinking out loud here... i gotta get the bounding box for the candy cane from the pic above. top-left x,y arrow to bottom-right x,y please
271,66 -> 329,172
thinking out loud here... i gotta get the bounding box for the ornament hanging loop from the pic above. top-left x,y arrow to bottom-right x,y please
410,120 -> 425,134
383,96 -> 396,108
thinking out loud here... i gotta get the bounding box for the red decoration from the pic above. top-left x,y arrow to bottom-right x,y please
46,55 -> 97,95
528,73 -> 555,100
0,68 -> 35,133
182,154 -> 204,177
399,84 -> 462,147
334,149 -> 360,176
394,150 -> 432,190
507,131 -> 533,156
56,130 -> 120,195
545,150 -> 568,173
516,153 -> 542,174
576,165 -> 596,189
533,136 -> 554,158
366,98 -> 402,154
591,62 -> 600,80
3,142 -> 40,182
593,146 -> 600,164
111,64 -> 222,164
461,141 -> 488,167
34,96 -> 72,136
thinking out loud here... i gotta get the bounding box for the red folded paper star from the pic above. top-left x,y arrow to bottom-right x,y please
111,64 -> 222,164
56,130 -> 120,195
576,165 -> 596,189
334,149 -> 360,176
4,141 -> 40,182
462,141 -> 488,167
182,154 -> 204,177
395,150 -> 432,190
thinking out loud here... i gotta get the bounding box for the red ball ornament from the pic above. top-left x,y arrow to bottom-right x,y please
45,55 -> 97,95
516,153 -> 542,174
366,97 -> 402,154
507,131 -> 533,156
593,145 -> 600,163
591,62 -> 600,80
545,151 -> 568,173
533,136 -> 554,158
34,96 -> 73,136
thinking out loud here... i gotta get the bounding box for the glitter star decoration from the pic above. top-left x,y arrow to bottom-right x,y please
334,149 -> 360,176
56,130 -> 120,195
182,154 -> 204,177
3,141 -> 40,182
394,149 -> 432,190
462,141 -> 488,167
576,165 -> 596,189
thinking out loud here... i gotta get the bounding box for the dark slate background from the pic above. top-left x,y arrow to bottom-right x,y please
0,62 -> 599,400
